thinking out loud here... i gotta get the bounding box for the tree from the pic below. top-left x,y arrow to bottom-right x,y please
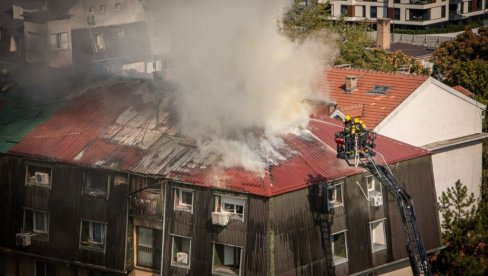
430,180 -> 488,275
281,2 -> 428,74
431,27 -> 488,97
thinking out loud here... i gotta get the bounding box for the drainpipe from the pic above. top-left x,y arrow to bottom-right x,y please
160,181 -> 167,276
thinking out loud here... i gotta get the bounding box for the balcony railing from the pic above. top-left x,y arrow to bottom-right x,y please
130,192 -> 163,220
137,245 -> 161,269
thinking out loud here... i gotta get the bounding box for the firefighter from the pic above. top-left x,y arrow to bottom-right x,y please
343,115 -> 354,155
343,115 -> 352,132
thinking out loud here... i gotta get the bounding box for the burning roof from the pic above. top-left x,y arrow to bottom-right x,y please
7,79 -> 428,197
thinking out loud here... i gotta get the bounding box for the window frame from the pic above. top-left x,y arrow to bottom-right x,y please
50,32 -> 68,50
331,230 -> 348,266
174,188 -> 194,213
170,234 -> 192,269
214,194 -> 246,222
82,170 -> 110,199
367,175 -> 382,200
35,260 -> 55,276
212,242 -> 243,276
328,181 -> 344,209
370,218 -> 388,253
79,219 -> 107,252
93,33 -> 106,52
23,208 -> 49,237
25,164 -> 52,188
370,6 -> 377,18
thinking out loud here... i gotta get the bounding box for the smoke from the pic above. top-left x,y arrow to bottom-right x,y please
160,0 -> 336,173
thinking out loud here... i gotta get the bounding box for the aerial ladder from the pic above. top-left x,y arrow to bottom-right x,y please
335,121 -> 431,276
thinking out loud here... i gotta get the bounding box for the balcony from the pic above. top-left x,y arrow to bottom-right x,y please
409,0 -> 435,4
130,191 -> 163,220
137,245 -> 162,269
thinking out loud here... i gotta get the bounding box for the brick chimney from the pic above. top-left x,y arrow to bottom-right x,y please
345,76 -> 357,93
376,18 -> 391,50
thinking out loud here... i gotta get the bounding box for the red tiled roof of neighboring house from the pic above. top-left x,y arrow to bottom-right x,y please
320,67 -> 429,128
9,80 -> 429,197
452,86 -> 474,98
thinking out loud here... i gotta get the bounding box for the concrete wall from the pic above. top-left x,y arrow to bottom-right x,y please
376,80 -> 484,146
431,143 -> 483,204
47,19 -> 73,68
24,22 -> 48,63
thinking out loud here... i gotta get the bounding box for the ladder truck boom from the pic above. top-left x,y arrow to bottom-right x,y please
335,120 -> 431,276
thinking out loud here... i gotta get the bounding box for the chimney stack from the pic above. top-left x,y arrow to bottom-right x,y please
376,18 -> 391,50
345,76 -> 358,93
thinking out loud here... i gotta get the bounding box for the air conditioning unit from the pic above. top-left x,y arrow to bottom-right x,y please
176,252 -> 188,264
371,195 -> 383,207
211,212 -> 229,226
35,172 -> 50,185
16,233 -> 32,247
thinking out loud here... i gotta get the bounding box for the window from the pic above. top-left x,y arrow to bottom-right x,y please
212,243 -> 242,275
99,5 -> 106,13
370,219 -> 387,252
89,6 -> 95,13
136,227 -> 162,269
331,231 -> 348,265
328,182 -> 344,209
393,8 -> 400,20
117,29 -> 126,39
394,0 -> 401,3
174,188 -> 193,213
35,260 -> 55,276
171,235 -> 191,268
94,34 -> 105,52
25,164 -> 52,187
367,175 -> 382,199
83,170 -> 109,197
441,6 -> 446,18
115,3 -> 121,11
369,85 -> 390,95
80,220 -> 106,252
23,209 -> 49,240
370,6 -> 377,18
340,5 -> 348,16
10,36 -> 16,53
214,195 -> 245,222
50,32 -> 68,49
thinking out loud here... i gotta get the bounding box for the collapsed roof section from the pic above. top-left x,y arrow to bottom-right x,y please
7,79 -> 429,197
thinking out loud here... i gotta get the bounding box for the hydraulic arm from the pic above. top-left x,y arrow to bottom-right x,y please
335,126 -> 431,276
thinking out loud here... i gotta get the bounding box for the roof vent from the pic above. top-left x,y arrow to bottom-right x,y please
370,85 -> 390,95
345,76 -> 357,93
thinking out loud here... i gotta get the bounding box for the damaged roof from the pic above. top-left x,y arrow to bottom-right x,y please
8,79 -> 429,197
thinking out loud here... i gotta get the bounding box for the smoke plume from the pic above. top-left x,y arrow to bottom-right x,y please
160,0 -> 336,173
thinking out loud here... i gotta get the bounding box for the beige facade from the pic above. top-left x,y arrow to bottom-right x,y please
322,0 -> 487,27
374,78 -> 486,207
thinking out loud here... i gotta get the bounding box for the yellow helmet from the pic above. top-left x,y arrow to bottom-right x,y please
361,123 -> 366,129
354,118 -> 360,124
345,115 -> 351,121
359,120 -> 364,124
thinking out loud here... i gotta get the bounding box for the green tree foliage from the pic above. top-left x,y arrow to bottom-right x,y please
281,2 -> 427,74
431,27 -> 488,97
431,180 -> 488,275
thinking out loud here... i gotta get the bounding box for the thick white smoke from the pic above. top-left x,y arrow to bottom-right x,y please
161,0 -> 336,173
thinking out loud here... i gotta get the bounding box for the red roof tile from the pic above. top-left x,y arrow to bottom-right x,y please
9,80 -> 430,197
321,68 -> 428,128
452,86 -> 474,98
